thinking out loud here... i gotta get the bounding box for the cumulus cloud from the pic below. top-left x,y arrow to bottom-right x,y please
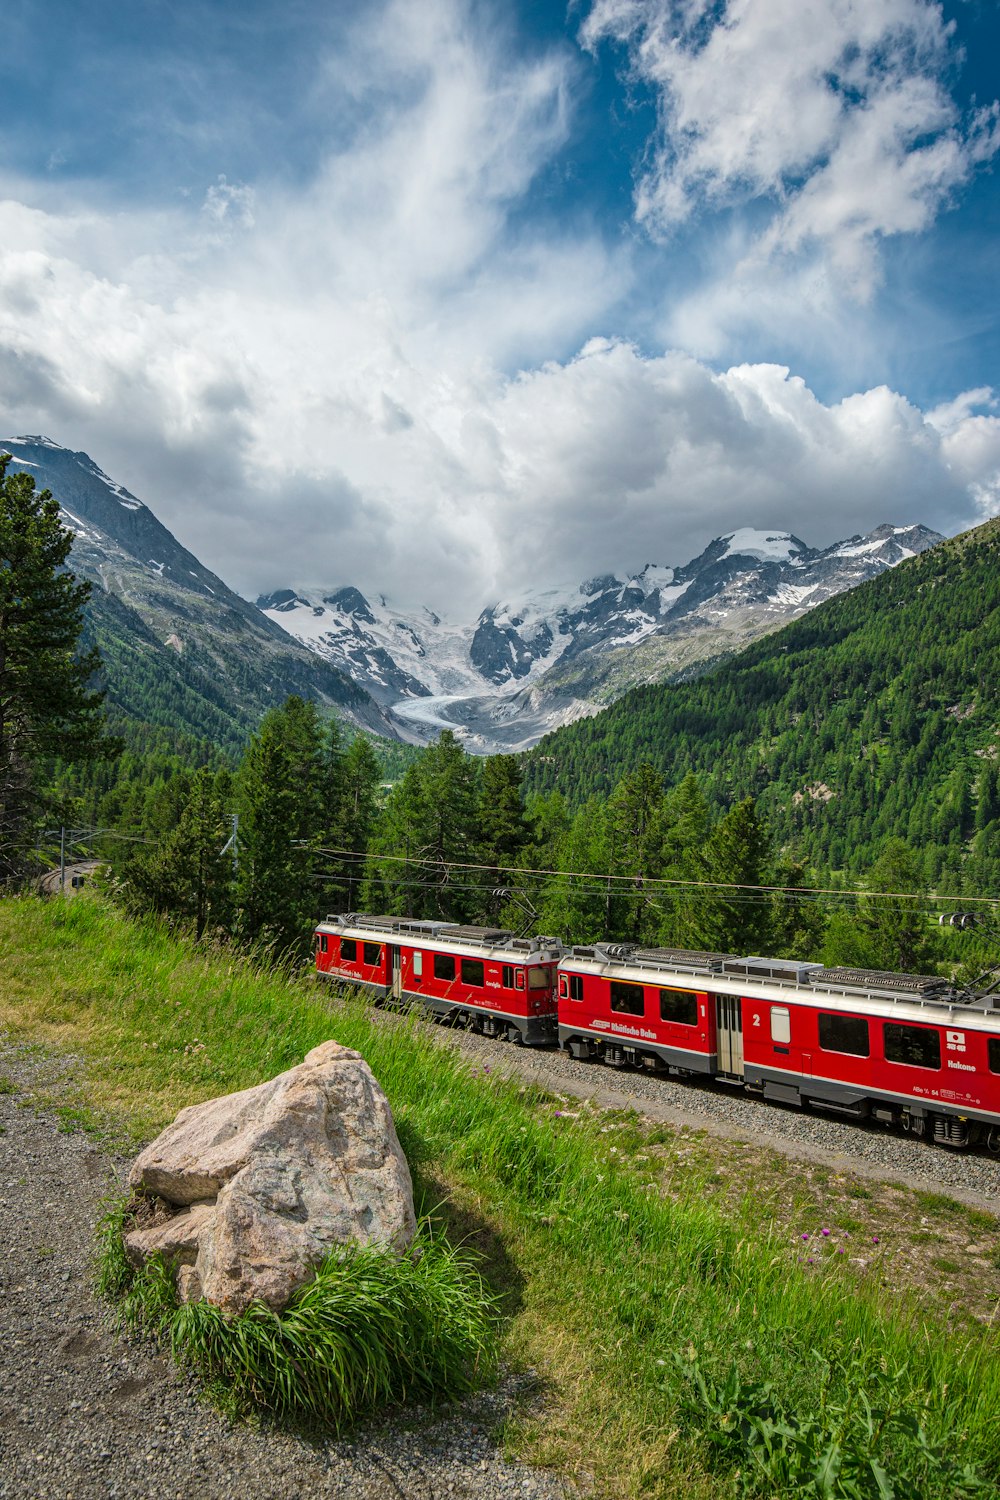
0,0 -> 997,620
476,343 -> 999,591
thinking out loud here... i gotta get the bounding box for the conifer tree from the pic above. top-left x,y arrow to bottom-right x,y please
606,762 -> 666,941
361,763 -> 429,918
857,839 -> 938,973
336,735 -> 382,911
672,797 -> 771,954
478,754 -> 528,898
535,797 -> 612,943
119,767 -> 233,937
0,455 -> 109,879
235,696 -> 325,953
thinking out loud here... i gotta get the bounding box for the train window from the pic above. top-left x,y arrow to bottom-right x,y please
461,958 -> 484,987
884,1023 -> 941,1070
502,965 -> 515,988
659,988 -> 698,1026
363,942 -> 381,966
340,939 -> 357,962
989,1037 -> 1000,1074
320,935 -> 328,954
819,1012 -> 869,1057
610,981 -> 644,1016
770,1007 -> 791,1045
569,974 -> 584,1002
433,953 -> 456,982
413,951 -> 423,977
528,967 -> 549,990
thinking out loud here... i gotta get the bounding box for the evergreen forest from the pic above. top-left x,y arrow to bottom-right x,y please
19,510 -> 1000,983
524,518 -> 1000,896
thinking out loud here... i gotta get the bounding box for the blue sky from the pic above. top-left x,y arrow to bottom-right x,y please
1,0 -> 998,610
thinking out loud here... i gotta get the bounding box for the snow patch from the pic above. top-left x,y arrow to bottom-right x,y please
720,529 -> 802,563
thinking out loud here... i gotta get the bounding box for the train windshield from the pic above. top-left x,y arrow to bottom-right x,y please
527,966 -> 551,990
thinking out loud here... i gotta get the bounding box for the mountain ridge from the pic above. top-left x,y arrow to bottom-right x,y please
2,436 -> 395,747
260,522 -> 942,752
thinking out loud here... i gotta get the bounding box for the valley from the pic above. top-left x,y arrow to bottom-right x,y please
260,522 -> 942,752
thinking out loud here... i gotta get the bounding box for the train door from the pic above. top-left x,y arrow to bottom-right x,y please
715,994 -> 744,1077
389,945 -> 402,1001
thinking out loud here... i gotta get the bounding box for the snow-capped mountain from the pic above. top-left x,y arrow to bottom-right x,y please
1,437 -> 393,740
260,522 -> 943,752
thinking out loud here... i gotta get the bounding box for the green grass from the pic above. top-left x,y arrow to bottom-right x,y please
3,893 -> 1000,1498
915,1191 -> 999,1234
98,1196 -> 498,1431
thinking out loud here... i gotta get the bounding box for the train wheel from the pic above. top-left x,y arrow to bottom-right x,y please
507,1026 -> 524,1046
987,1128 -> 1000,1154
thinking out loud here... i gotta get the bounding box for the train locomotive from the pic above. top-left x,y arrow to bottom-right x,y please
314,913 -> 1000,1151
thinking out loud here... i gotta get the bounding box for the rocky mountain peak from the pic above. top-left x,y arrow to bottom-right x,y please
260,518 -> 945,752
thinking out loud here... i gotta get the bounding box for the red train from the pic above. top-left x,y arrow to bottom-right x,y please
314,914 -> 1000,1150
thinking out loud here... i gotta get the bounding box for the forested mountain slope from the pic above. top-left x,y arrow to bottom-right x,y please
2,437 -> 391,748
523,517 -> 1000,886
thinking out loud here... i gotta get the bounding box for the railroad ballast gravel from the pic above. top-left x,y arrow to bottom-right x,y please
438,1023 -> 1000,1209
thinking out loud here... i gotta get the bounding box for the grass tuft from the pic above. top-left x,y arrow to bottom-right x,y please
675,1346 -> 989,1498
97,1199 -> 499,1433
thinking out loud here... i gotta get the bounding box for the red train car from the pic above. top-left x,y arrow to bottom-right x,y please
314,913 -> 560,1044
557,944 -> 1000,1147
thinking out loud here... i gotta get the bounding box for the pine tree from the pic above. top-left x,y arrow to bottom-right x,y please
535,797 -> 612,943
235,696 -> 325,954
673,798 -> 771,954
361,763 -> 429,917
119,767 -> 233,937
336,736 -> 382,912
606,762 -> 666,941
478,755 -> 526,865
856,838 -> 939,973
0,455 -> 109,879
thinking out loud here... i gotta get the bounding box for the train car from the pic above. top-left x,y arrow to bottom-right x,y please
557,944 -> 1000,1147
314,913 -> 560,1044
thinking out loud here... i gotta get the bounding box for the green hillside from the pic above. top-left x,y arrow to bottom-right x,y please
523,518 -> 1000,888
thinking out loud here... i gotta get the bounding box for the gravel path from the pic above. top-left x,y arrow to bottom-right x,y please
432,1025 -> 1000,1212
0,1045 -> 578,1500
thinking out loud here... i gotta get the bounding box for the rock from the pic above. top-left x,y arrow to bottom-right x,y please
125,1041 -> 416,1316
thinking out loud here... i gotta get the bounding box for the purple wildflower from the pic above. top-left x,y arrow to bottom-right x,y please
821,1228 -> 830,1237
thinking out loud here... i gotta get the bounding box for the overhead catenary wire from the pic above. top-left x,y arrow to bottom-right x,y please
312,845 -> 1000,909
41,827 -> 1000,914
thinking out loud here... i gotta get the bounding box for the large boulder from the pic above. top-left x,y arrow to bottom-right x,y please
125,1041 -> 416,1316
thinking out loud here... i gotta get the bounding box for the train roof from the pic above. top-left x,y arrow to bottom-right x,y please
315,914 -> 1000,1023
317,913 -> 561,960
562,943 -> 1000,1024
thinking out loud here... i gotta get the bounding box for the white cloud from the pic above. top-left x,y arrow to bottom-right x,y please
0,0 -> 996,620
203,176 -> 256,230
475,343 -> 999,590
581,0 -> 999,320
